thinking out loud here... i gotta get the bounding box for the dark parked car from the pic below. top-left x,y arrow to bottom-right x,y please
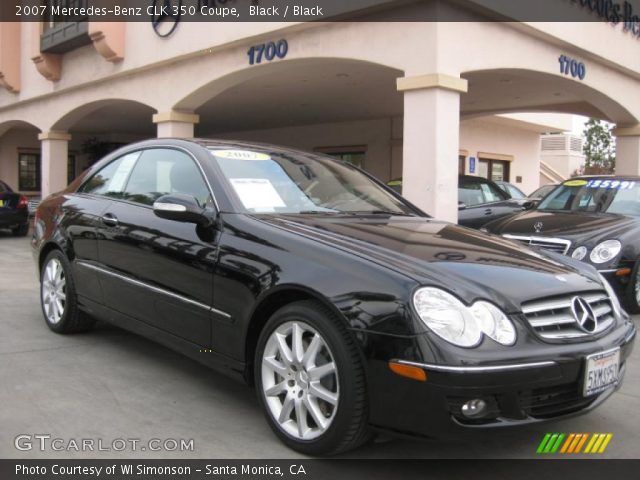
485,176 -> 640,313
0,180 -> 29,236
388,175 -> 523,228
33,140 -> 635,455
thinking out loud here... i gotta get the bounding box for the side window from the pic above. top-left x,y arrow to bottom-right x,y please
123,149 -> 212,207
80,152 -> 140,197
480,182 -> 506,203
458,181 -> 484,207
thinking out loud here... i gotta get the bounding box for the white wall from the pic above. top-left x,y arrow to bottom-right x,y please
210,118 -> 394,182
209,115 -> 544,195
459,119 -> 542,195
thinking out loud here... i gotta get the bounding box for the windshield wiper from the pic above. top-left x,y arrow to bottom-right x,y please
296,209 -> 415,216
297,210 -> 339,215
345,210 -> 415,216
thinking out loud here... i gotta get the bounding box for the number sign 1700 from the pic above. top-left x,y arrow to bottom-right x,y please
247,40 -> 288,65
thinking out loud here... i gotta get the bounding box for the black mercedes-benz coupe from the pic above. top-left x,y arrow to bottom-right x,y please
484,176 -> 640,313
32,140 -> 636,455
0,180 -> 29,236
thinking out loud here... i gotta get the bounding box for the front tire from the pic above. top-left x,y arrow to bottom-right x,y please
40,250 -> 95,333
255,300 -> 370,456
624,260 -> 640,314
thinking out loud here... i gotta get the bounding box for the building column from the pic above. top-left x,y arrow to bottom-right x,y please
38,131 -> 71,198
613,125 -> 640,175
152,111 -> 199,138
397,74 -> 467,223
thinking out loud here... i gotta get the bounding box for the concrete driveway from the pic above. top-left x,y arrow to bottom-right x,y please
1,231 -> 638,459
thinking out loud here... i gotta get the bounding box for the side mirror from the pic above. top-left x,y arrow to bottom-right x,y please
458,202 -> 467,211
153,194 -> 213,227
523,200 -> 538,210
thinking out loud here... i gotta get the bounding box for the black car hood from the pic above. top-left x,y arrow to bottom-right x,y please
261,215 -> 602,312
486,210 -> 638,244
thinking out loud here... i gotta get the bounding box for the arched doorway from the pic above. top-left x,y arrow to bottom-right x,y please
0,121 -> 42,205
176,58 -> 404,182
40,99 -> 157,196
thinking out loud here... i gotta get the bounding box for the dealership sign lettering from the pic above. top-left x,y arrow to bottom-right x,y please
568,0 -> 640,38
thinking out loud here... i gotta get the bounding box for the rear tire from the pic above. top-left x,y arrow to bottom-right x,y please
254,300 -> 371,456
40,250 -> 95,334
12,223 -> 29,237
624,260 -> 640,314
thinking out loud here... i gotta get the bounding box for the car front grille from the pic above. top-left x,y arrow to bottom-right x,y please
521,291 -> 615,340
519,383 -> 596,418
502,234 -> 571,254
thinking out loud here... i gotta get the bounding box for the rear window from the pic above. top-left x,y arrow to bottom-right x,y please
0,181 -> 11,193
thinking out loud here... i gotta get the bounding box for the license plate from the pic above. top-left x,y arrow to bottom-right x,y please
583,348 -> 620,397
0,200 -> 4,207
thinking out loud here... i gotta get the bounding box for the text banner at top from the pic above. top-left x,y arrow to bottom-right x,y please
2,0 -> 640,24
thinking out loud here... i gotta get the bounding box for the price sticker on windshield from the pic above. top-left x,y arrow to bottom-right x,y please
586,179 -> 636,189
213,150 -> 271,161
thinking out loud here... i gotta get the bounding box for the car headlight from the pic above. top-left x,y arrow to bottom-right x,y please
598,272 -> 624,319
590,240 -> 621,264
413,287 -> 516,348
571,246 -> 587,261
469,301 -> 517,346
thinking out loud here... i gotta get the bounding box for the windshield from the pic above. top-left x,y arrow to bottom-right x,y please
504,184 -> 525,199
210,148 -> 416,215
537,178 -> 640,216
531,184 -> 556,199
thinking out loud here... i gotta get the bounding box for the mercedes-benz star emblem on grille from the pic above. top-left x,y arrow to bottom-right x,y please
570,296 -> 598,333
534,221 -> 544,233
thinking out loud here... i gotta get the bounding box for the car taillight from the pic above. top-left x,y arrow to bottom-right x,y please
18,195 -> 29,209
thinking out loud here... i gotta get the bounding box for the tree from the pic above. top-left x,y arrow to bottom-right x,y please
582,118 -> 616,174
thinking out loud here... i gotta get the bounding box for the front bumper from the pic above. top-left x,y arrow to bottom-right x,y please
366,322 -> 635,438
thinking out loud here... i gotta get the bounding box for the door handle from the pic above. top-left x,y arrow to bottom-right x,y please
484,208 -> 492,215
101,213 -> 119,227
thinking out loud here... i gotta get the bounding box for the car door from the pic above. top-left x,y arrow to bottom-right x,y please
94,147 -> 218,346
64,152 -> 142,305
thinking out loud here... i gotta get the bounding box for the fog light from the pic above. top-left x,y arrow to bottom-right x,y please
461,399 -> 487,418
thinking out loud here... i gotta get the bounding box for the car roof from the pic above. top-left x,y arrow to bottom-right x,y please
459,174 -> 495,183
130,137 -> 356,161
568,175 -> 640,181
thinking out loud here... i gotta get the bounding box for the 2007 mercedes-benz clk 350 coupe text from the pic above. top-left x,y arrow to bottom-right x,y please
32,139 -> 636,455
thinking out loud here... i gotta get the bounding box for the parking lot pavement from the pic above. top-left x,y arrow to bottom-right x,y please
1,232 -> 638,459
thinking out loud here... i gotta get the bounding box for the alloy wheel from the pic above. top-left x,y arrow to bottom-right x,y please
635,268 -> 640,306
42,258 -> 66,324
261,321 -> 339,440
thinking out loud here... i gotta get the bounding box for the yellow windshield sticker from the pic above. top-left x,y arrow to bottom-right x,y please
563,179 -> 588,187
213,150 -> 271,161
387,180 -> 402,186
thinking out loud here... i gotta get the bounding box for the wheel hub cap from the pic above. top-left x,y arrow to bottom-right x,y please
261,321 -> 339,440
41,258 -> 66,324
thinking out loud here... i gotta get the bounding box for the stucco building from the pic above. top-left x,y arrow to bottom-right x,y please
0,0 -> 639,222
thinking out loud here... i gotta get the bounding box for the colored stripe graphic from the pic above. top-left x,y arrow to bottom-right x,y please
574,433 -> 588,453
560,433 -> 575,453
598,434 -> 613,453
537,433 -> 613,454
537,433 -> 552,453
